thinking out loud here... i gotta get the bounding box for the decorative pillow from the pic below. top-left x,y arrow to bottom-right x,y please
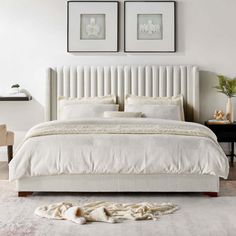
125,94 -> 185,121
58,95 -> 116,119
125,104 -> 183,121
104,111 -> 142,118
59,104 -> 119,120
59,95 -> 116,105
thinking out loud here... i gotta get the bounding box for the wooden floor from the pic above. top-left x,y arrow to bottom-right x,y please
226,164 -> 236,180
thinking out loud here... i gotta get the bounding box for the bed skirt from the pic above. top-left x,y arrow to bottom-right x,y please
16,174 -> 219,193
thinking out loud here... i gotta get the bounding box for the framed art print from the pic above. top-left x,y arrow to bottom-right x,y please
124,1 -> 176,53
67,1 -> 119,52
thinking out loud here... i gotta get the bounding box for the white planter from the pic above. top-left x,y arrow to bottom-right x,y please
226,97 -> 234,123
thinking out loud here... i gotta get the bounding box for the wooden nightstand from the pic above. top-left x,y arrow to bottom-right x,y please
205,122 -> 236,165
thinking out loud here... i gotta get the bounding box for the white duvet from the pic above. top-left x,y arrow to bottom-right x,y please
9,118 -> 229,180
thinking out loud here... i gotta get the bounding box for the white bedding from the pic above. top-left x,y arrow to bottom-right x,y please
9,118 -> 229,180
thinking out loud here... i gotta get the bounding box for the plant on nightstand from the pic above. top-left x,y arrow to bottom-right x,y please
214,75 -> 236,123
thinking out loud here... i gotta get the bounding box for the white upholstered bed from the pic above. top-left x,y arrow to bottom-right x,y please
9,65 -> 229,196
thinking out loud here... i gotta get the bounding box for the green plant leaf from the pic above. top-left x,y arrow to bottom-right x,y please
215,75 -> 236,97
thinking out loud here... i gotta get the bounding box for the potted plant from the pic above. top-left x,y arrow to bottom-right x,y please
214,75 -> 236,123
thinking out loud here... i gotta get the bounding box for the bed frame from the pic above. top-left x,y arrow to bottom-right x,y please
16,65 -> 218,197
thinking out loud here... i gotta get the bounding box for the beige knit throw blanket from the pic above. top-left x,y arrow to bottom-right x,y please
35,201 -> 178,225
25,119 -> 217,142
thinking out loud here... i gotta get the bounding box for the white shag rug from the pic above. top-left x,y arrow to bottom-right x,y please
1,180 -> 236,236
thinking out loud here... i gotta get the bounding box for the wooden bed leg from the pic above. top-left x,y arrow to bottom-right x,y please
18,192 -> 33,197
203,192 -> 218,197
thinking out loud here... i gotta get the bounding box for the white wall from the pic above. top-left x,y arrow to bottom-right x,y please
0,0 -> 236,155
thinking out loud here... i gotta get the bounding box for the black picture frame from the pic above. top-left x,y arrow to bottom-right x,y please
124,1 -> 176,53
67,1 -> 119,53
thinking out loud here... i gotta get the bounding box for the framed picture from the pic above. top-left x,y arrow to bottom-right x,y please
124,1 -> 176,53
67,1 -> 119,52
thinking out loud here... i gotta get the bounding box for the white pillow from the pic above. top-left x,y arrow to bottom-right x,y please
104,111 -> 142,118
59,95 -> 116,104
125,104 -> 183,121
125,94 -> 185,121
59,104 -> 119,120
58,95 -> 116,119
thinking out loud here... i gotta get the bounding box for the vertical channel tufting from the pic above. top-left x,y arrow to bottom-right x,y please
97,67 -> 104,97
180,66 -> 187,99
145,66 -> 152,97
117,66 -> 124,109
84,66 -> 91,97
173,67 -> 180,96
124,66 -> 131,97
51,69 -> 57,120
180,66 -> 187,118
63,67 -> 70,97
152,66 -> 159,97
138,66 -> 145,96
111,66 -> 117,96
45,68 -> 52,121
187,66 -> 194,121
104,67 -> 111,95
90,67 -> 97,97
46,65 -> 199,122
192,66 -> 200,122
131,66 -> 138,95
70,67 -> 77,98
166,67 -> 173,97
57,67 -> 63,97
77,66 -> 84,98
159,66 -> 166,97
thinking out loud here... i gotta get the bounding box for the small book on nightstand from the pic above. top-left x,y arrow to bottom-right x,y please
206,119 -> 230,125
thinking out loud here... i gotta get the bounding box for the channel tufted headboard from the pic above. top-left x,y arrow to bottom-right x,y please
46,65 -> 199,122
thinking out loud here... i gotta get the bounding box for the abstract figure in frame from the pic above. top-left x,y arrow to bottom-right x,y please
139,20 -> 161,35
80,14 -> 106,40
137,14 -> 163,40
86,18 -> 101,37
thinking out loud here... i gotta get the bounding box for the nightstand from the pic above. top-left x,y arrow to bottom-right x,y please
205,122 -> 236,165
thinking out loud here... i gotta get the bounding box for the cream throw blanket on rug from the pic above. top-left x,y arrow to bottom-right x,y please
35,201 -> 178,225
